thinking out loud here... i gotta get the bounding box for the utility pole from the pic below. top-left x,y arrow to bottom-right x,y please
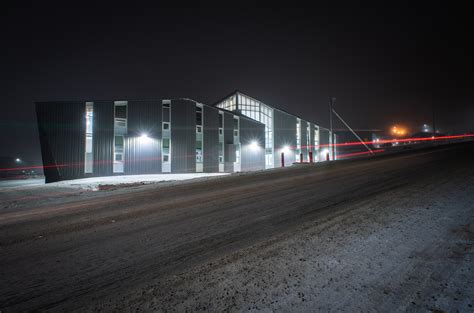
329,97 -> 335,160
432,103 -> 436,137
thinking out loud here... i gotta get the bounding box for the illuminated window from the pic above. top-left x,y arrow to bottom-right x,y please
314,126 -> 320,161
196,140 -> 203,162
84,102 -> 93,173
218,111 -> 224,171
196,106 -> 202,126
162,138 -> 170,154
196,104 -> 204,172
162,100 -> 171,172
233,117 -> 239,137
306,122 -> 311,158
113,101 -> 127,173
115,105 -> 127,119
296,119 -> 301,161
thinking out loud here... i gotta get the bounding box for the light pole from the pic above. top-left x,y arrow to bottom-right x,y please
329,97 -> 335,160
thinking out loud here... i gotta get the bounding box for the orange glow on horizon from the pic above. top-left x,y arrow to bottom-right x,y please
391,125 -> 408,137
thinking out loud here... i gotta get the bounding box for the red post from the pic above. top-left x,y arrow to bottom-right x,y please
300,153 -> 303,163
281,152 -> 285,167
309,151 -> 313,163
326,152 -> 330,161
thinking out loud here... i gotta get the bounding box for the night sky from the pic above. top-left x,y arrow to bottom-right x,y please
1,4 -> 473,165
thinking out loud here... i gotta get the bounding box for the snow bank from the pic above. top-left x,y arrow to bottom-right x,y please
50,173 -> 229,191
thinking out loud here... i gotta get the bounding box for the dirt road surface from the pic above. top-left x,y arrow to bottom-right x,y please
1,143 -> 473,312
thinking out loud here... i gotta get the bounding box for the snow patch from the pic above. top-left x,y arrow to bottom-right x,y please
49,173 -> 229,191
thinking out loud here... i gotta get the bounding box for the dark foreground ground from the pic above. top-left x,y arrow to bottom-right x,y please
1,143 -> 473,312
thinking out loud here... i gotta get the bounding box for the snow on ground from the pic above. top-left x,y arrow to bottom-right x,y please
49,173 -> 229,190
0,178 -> 45,189
108,166 -> 474,312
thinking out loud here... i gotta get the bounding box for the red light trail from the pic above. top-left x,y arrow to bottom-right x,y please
0,134 -> 473,172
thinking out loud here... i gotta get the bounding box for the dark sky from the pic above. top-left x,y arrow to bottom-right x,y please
1,4 -> 473,164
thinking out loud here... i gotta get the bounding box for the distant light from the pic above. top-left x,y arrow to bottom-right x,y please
15,158 -> 21,163
140,133 -> 149,139
249,141 -> 259,151
281,145 -> 290,154
391,125 -> 407,137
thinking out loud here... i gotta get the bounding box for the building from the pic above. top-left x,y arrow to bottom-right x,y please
36,91 -> 335,183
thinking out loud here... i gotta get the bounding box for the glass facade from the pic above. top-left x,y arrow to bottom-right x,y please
216,92 -> 326,168
217,93 -> 274,168
216,94 -> 237,111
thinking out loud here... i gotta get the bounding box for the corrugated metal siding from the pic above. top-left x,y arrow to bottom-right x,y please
300,120 -> 308,161
240,118 -> 265,171
309,124 -> 315,161
93,101 -> 114,176
171,99 -> 196,173
203,106 -> 219,172
223,112 -> 235,172
36,101 -> 86,183
273,109 -> 297,167
319,128 -> 330,160
36,102 -> 60,183
125,100 -> 161,174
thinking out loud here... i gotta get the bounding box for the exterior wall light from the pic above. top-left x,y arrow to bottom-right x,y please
139,133 -> 151,144
15,158 -> 21,163
282,145 -> 290,154
249,141 -> 259,151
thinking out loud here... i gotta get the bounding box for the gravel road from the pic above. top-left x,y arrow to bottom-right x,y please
1,142 -> 473,312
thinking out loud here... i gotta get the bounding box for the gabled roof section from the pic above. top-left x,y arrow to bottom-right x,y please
213,90 -> 329,130
212,90 -> 240,107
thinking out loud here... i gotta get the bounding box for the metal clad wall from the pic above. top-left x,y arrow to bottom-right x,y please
125,100 -> 161,174
36,101 -> 86,182
240,118 -> 265,171
93,101 -> 114,176
203,106 -> 219,172
273,109 -> 297,167
171,99 -> 196,173
309,124 -> 315,161
300,120 -> 308,161
223,112 -> 235,172
319,128 -> 330,160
